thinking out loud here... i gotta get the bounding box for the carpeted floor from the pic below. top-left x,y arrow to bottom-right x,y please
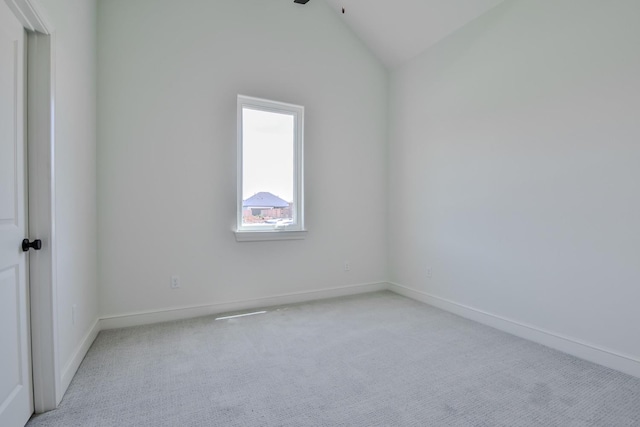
28,291 -> 640,426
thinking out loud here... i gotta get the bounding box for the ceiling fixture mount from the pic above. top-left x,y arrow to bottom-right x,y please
293,0 -> 310,4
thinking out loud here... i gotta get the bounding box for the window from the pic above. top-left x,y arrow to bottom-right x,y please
235,95 -> 305,241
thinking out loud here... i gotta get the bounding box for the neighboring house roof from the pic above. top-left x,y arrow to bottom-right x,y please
243,192 -> 290,208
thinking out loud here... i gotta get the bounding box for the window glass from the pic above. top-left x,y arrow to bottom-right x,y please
236,95 -> 304,235
242,108 -> 294,227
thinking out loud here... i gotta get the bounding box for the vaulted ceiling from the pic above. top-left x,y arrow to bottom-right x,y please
322,0 -> 505,68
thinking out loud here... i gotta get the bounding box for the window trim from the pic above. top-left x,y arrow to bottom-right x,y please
235,95 -> 305,241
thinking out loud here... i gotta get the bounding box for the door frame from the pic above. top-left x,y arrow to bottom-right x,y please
4,0 -> 59,413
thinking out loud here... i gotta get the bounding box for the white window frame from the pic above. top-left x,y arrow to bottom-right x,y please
235,95 -> 306,242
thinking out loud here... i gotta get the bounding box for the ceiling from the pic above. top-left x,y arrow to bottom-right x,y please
322,0 -> 505,68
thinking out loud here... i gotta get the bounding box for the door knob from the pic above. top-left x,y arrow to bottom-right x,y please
22,239 -> 42,252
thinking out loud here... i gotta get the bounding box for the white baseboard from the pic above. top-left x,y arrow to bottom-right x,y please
60,281 -> 639,405
388,282 -> 640,379
100,282 -> 388,330
59,317 -> 101,403
51,282 -> 386,407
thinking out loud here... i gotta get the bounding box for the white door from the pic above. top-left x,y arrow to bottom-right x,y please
0,1 -> 33,426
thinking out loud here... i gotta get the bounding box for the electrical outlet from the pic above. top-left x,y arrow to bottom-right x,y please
344,261 -> 351,272
72,304 -> 77,325
170,275 -> 181,289
426,267 -> 432,278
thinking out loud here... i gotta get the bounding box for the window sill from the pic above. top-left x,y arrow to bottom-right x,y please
234,229 -> 308,242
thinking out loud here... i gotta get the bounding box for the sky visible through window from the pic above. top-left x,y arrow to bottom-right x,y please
242,108 -> 294,202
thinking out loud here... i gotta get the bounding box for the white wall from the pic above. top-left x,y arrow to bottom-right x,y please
36,0 -> 99,393
97,0 -> 388,317
390,0 -> 640,366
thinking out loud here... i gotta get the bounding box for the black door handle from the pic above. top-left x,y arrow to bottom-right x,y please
22,239 -> 42,252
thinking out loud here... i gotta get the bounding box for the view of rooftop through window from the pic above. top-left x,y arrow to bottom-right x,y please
242,107 -> 295,226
